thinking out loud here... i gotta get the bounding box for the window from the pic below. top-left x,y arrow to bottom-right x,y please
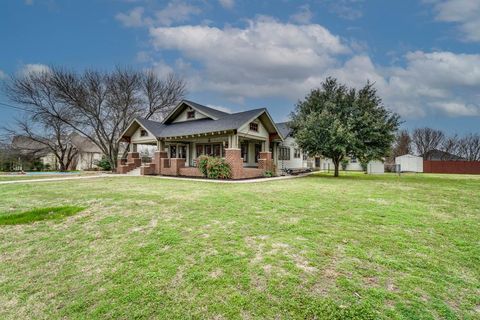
196,145 -> 204,157
213,144 -> 221,157
350,156 -> 357,163
170,145 -> 177,158
140,129 -> 148,137
205,144 -> 212,156
241,143 -> 248,162
187,110 -> 195,119
279,147 -> 290,160
249,122 -> 258,132
294,148 -> 301,158
255,144 -> 261,163
303,154 -> 308,161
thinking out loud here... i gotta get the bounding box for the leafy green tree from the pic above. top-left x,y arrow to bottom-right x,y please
290,77 -> 400,177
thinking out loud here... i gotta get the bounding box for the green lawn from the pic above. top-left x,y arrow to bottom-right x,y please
0,173 -> 479,319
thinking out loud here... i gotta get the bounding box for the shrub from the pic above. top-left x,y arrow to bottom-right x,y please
96,156 -> 112,171
197,155 -> 231,179
360,161 -> 368,172
341,159 -> 349,171
264,170 -> 274,177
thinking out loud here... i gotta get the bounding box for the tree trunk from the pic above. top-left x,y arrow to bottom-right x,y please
333,158 -> 340,177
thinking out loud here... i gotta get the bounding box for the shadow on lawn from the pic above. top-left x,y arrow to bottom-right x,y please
0,206 -> 86,225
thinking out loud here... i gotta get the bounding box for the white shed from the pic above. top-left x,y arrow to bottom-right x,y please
367,160 -> 385,174
395,154 -> 423,173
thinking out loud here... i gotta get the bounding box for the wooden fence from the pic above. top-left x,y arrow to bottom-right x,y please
423,160 -> 480,174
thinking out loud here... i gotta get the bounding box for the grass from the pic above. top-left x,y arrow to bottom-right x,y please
0,173 -> 478,319
0,206 -> 85,225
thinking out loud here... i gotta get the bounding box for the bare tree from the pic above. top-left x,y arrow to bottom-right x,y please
412,127 -> 445,159
142,71 -> 186,120
441,134 -> 460,160
458,133 -> 480,161
5,66 -> 186,169
392,129 -> 412,158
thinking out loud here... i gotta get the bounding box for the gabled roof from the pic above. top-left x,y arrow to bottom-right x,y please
119,101 -> 284,141
275,122 -> 292,138
162,100 -> 229,124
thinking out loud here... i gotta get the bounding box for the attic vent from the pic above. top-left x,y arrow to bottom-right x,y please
249,122 -> 258,132
187,110 -> 195,119
140,130 -> 148,137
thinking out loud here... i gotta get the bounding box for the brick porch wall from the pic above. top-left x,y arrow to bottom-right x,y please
136,148 -> 271,179
117,152 -> 141,174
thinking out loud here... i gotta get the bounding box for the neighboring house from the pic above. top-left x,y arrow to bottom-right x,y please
395,154 -> 424,172
11,134 -> 103,171
118,100 -> 284,179
422,149 -> 464,161
69,134 -> 103,170
275,122 -> 315,171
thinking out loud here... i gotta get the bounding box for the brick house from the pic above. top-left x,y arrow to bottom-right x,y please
117,100 -> 285,179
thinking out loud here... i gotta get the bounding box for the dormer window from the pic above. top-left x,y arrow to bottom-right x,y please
187,110 -> 195,119
249,122 -> 258,132
140,129 -> 148,137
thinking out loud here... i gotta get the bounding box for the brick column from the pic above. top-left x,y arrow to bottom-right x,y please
225,148 -> 243,179
153,151 -> 168,174
171,158 -> 186,175
258,151 -> 273,171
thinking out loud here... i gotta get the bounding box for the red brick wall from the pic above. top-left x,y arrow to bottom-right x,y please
423,160 -> 480,174
178,167 -> 203,177
225,148 -> 244,179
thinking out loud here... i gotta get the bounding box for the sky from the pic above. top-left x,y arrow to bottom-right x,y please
0,0 -> 479,134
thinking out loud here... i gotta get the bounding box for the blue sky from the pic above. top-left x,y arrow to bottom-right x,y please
1,0 -> 480,134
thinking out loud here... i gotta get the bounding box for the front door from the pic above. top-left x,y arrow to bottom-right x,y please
315,157 -> 320,168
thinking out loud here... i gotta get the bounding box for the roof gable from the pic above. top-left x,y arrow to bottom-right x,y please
162,100 -> 230,124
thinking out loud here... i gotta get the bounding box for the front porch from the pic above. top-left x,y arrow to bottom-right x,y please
117,133 -> 275,179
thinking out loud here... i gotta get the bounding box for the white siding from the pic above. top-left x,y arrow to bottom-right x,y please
367,160 -> 385,174
276,137 -> 308,170
238,119 -> 269,140
172,108 -> 208,123
395,154 -> 423,172
130,126 -> 157,144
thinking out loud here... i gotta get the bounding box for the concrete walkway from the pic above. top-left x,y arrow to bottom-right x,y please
0,172 -> 314,185
0,174 -> 111,185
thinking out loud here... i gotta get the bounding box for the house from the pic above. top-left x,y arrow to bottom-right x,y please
118,100 -> 284,179
395,154 -> 424,172
275,122 -> 316,171
11,134 -> 103,171
422,149 -> 464,161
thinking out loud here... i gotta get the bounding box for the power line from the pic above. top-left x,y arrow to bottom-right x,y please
0,102 -> 32,113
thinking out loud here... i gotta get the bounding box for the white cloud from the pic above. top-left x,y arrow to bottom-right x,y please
146,17 -> 479,118
116,7 -> 147,28
155,1 -> 201,26
19,64 -> 50,77
322,0 -> 364,20
218,0 -> 234,9
116,1 -> 201,28
290,5 -> 313,24
428,0 -> 480,42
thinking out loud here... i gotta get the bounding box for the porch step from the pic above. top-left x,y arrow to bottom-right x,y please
126,167 -> 141,176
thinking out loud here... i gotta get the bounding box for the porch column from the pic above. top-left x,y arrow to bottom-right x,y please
157,139 -> 165,152
229,134 -> 239,149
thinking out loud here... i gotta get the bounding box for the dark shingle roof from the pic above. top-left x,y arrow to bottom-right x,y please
136,108 -> 266,138
183,100 -> 229,119
275,122 -> 292,138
